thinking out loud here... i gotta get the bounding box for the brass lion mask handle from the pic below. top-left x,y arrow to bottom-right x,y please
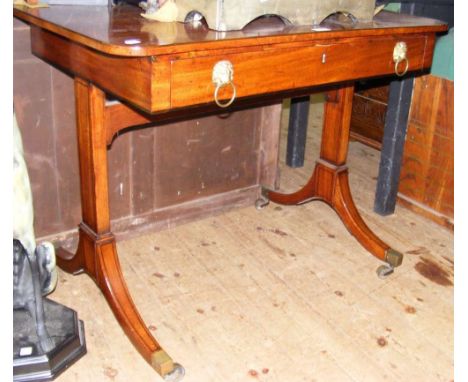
393,41 -> 409,77
212,60 -> 237,108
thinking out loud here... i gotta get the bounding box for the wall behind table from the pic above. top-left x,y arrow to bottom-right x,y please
13,19 -> 282,245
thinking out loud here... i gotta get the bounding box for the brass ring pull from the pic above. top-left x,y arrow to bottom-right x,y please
212,60 -> 237,108
394,57 -> 409,77
214,81 -> 237,108
393,41 -> 409,77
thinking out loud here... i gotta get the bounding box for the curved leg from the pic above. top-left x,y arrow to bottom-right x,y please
56,78 -> 182,378
96,239 -> 175,376
331,166 -> 402,268
56,243 -> 85,276
266,168 -> 318,206
264,84 -> 403,270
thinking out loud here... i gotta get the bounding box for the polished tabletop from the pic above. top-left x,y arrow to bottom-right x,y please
13,4 -> 446,56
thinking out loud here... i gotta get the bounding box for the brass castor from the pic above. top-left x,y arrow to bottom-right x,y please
376,264 -> 394,279
163,363 -> 185,382
377,248 -> 403,278
255,197 -> 270,210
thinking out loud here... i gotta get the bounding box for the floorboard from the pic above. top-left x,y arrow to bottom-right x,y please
51,99 -> 453,382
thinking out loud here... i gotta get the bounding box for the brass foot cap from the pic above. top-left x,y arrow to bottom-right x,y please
385,248 -> 403,268
152,350 -> 174,377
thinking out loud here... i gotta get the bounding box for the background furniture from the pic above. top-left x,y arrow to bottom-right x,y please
372,0 -> 453,217
351,0 -> 453,227
397,63 -> 454,228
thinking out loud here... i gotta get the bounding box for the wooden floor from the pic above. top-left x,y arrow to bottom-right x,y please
52,99 -> 454,382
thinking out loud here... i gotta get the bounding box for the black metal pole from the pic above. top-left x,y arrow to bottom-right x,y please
286,96 -> 310,168
373,3 -> 417,215
373,77 -> 414,215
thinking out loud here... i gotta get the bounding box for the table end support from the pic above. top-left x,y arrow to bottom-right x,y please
262,84 -> 404,277
56,246 -> 85,276
263,161 -> 404,275
56,224 -> 184,380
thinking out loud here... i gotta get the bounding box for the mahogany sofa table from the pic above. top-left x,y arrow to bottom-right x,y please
13,4 -> 446,380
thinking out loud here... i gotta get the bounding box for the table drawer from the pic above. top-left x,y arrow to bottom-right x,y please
170,35 -> 428,108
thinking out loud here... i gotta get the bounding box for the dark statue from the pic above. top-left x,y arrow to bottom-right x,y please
13,113 -> 86,381
13,239 -> 55,354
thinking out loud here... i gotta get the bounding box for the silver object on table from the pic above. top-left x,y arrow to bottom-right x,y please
176,0 -> 377,31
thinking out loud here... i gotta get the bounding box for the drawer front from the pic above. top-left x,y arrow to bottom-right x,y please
170,35 -> 427,108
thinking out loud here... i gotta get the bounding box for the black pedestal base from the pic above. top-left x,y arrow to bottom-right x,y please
13,299 -> 86,382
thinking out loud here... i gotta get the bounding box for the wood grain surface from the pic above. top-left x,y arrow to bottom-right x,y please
398,74 -> 454,228
170,35 -> 428,109
24,12 -> 440,113
13,5 -> 446,56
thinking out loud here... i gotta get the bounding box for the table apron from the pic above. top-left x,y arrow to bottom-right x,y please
30,26 -> 435,114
